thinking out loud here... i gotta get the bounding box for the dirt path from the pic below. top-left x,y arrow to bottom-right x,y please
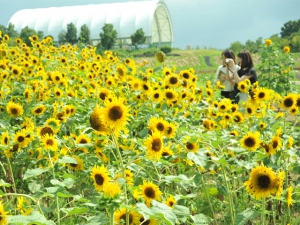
204,56 -> 212,67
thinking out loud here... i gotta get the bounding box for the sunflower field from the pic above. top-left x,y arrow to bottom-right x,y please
0,33 -> 300,225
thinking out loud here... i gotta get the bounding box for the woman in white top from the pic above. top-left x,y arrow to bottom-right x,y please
214,49 -> 240,99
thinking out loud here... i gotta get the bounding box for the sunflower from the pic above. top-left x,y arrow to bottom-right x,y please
155,51 -> 166,63
240,131 -> 261,151
265,39 -> 272,46
164,121 -> 177,138
37,125 -> 55,137
281,94 -> 296,109
90,165 -> 110,192
7,101 -> 24,117
13,130 -> 30,148
139,216 -> 158,225
253,88 -> 269,102
233,112 -> 245,123
145,131 -> 164,161
100,97 -> 130,132
229,130 -> 238,137
150,89 -> 163,102
114,208 -> 140,225
164,89 -> 178,102
41,133 -> 58,151
1,131 -> 10,146
206,88 -> 214,98
141,82 -> 152,94
185,141 -> 199,153
165,74 -> 180,87
275,171 -> 285,197
202,119 -> 216,131
165,195 -> 176,208
287,186 -> 293,207
139,180 -> 162,206
10,65 -> 22,76
244,163 -> 277,199
67,155 -> 84,171
95,149 -> 109,163
75,134 -> 91,144
45,118 -> 61,133
289,106 -> 298,115
90,105 -> 109,133
32,105 -> 46,116
0,201 -> 8,225
148,117 -> 167,134
269,135 -> 282,154
283,46 -> 290,54
180,69 -> 192,80
237,80 -> 250,93
259,122 -> 266,130
103,181 -> 121,198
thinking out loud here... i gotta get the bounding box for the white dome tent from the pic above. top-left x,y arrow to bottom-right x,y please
8,0 -> 174,47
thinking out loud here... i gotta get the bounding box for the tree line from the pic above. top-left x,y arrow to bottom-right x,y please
229,18 -> 300,53
0,22 -> 147,50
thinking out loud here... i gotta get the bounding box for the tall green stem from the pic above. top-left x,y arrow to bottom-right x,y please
261,197 -> 266,225
197,169 -> 217,225
221,164 -> 235,224
111,132 -> 129,225
6,156 -> 16,193
110,205 -> 114,225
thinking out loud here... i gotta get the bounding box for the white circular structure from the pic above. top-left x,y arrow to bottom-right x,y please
8,0 -> 173,47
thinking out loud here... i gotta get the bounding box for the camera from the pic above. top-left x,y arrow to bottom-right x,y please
225,58 -> 230,64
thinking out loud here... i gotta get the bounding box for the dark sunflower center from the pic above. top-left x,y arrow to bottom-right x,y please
95,174 -> 104,185
11,108 -> 18,115
247,108 -> 252,114
154,93 -> 159,98
162,151 -> 170,156
183,73 -> 189,79
169,201 -> 174,206
170,77 -> 178,84
120,213 -> 133,224
156,123 -> 164,131
167,127 -> 172,134
241,84 -> 245,89
4,137 -> 8,145
144,187 -> 155,198
257,175 -> 271,189
186,142 -> 194,150
245,137 -> 255,147
143,84 -> 149,90
182,93 -> 186,98
108,106 -> 123,121
46,139 -> 54,146
272,141 -> 278,149
258,92 -> 265,98
41,127 -> 54,136
166,92 -> 173,99
234,115 -> 241,122
220,105 -> 226,110
151,138 -> 162,152
17,136 -> 25,142
79,138 -> 88,144
35,108 -> 43,113
13,69 -> 19,75
70,163 -> 77,167
284,98 -> 293,107
99,93 -> 106,100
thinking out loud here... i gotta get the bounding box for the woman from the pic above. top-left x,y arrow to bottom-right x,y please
225,50 -> 257,103
214,49 -> 240,99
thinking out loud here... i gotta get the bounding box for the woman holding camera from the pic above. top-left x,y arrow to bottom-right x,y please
214,49 -> 240,99
225,50 -> 257,103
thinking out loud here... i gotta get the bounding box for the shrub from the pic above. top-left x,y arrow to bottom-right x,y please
160,45 -> 172,54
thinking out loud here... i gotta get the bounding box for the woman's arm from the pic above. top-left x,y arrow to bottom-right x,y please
226,59 -> 251,83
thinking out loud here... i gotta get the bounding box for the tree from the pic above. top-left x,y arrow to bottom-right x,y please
229,41 -> 245,53
130,28 -> 146,49
280,19 -> 300,38
20,26 -> 36,46
58,29 -> 67,45
37,30 -> 44,40
99,23 -> 117,50
65,23 -> 77,45
6,23 -> 19,38
78,24 -> 91,44
0,24 -> 6,36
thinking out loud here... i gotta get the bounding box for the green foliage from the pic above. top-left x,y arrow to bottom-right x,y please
280,19 -> 300,38
256,41 -> 296,95
65,23 -> 77,45
20,26 -> 36,46
78,24 -> 91,44
160,45 -> 172,54
229,41 -> 244,53
6,22 -> 19,38
130,28 -> 146,49
37,30 -> 44,40
58,29 -> 67,45
99,23 -> 118,50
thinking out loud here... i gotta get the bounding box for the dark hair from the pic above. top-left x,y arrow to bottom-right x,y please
222,49 -> 236,63
237,50 -> 253,68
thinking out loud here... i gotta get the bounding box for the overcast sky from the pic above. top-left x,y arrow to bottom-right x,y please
0,0 -> 299,49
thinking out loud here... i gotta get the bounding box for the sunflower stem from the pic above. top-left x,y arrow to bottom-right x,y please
286,157 -> 291,224
198,170 -> 217,225
111,131 -> 129,225
261,197 -> 266,225
221,164 -> 235,224
6,156 -> 16,193
110,205 -> 114,225
272,199 -> 276,225
3,193 -> 44,216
